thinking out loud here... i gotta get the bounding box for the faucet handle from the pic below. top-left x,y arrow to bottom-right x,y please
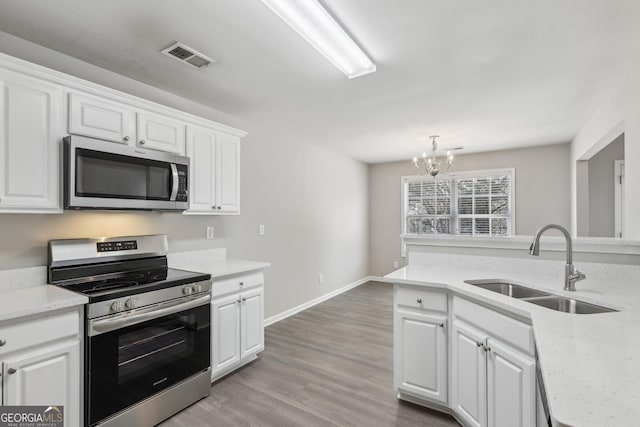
570,266 -> 586,282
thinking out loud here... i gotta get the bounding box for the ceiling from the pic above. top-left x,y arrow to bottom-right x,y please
0,0 -> 639,163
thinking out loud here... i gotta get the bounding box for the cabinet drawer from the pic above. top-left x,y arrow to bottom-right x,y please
212,272 -> 263,298
396,285 -> 447,313
453,296 -> 533,355
0,309 -> 80,356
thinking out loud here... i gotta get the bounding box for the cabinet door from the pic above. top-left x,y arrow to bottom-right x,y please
240,286 -> 264,359
0,70 -> 61,211
451,320 -> 487,427
3,340 -> 80,427
185,126 -> 215,213
394,310 -> 447,404
487,339 -> 536,427
211,293 -> 241,378
68,92 -> 135,144
136,111 -> 185,154
214,132 -> 240,213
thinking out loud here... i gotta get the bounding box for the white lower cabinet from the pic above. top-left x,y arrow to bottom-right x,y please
211,293 -> 241,373
394,287 -> 537,427
2,341 -> 80,411
451,297 -> 536,427
451,320 -> 487,427
486,338 -> 535,427
394,285 -> 448,405
211,272 -> 264,381
0,308 -> 82,427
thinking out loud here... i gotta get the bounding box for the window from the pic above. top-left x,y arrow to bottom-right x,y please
403,169 -> 514,236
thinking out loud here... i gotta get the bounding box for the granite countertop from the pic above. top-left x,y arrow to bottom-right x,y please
0,267 -> 87,322
0,252 -> 270,324
168,250 -> 270,279
384,264 -> 638,427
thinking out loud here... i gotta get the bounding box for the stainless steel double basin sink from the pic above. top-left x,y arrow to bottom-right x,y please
464,279 -> 617,314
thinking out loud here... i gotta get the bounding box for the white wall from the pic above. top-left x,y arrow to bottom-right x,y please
586,134 -> 624,237
0,31 -> 369,319
571,55 -> 640,239
368,143 -> 571,277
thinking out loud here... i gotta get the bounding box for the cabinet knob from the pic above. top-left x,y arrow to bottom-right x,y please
242,298 -> 247,302
239,282 -> 244,286
123,136 -> 130,141
7,368 -> 16,375
217,206 -> 222,210
485,346 -> 491,353
438,323 -> 444,328
416,298 -> 422,304
476,341 -> 484,348
0,338 -> 6,346
236,299 -> 241,303
139,139 -> 146,145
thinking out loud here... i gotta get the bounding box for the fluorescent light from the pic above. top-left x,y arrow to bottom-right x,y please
260,0 -> 376,79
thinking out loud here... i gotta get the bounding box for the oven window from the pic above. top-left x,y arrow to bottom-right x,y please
118,316 -> 192,384
76,148 -> 171,200
88,303 -> 210,426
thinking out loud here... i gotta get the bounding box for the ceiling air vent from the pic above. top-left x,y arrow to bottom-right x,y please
161,42 -> 215,69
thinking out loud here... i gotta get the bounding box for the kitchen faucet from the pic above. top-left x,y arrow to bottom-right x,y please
529,224 -> 586,291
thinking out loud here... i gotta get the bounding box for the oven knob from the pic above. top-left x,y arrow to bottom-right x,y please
193,284 -> 202,293
110,301 -> 124,313
183,286 -> 193,295
125,297 -> 136,309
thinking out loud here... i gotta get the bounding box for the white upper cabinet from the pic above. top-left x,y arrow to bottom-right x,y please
136,111 -> 186,155
186,126 -> 216,212
215,132 -> 241,213
0,69 -> 62,212
185,125 -> 240,214
69,92 -> 186,154
0,52 -> 246,214
68,91 -> 135,144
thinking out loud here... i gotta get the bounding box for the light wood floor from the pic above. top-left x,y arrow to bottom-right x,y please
161,281 -> 459,427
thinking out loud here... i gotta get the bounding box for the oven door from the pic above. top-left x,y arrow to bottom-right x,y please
86,296 -> 210,426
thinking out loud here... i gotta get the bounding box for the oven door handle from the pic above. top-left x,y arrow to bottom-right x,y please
89,294 -> 210,336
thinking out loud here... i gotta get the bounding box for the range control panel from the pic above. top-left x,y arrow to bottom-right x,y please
97,240 -> 138,252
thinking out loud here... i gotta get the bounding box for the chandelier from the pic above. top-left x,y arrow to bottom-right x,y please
413,135 -> 454,177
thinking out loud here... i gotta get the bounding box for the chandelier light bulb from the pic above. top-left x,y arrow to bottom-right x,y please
410,135 -> 455,178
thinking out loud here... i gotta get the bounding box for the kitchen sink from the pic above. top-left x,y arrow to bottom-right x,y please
464,280 -> 551,298
464,279 -> 617,314
525,296 -> 616,314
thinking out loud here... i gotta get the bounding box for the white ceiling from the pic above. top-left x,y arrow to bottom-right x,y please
0,0 -> 639,163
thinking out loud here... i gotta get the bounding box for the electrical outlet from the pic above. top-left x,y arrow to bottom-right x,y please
318,273 -> 323,284
259,224 -> 265,236
393,261 -> 399,268
206,226 -> 214,240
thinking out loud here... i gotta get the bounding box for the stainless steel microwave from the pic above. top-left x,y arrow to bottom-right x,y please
64,135 -> 189,211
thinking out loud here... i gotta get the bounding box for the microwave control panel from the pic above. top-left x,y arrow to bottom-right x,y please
177,169 -> 188,202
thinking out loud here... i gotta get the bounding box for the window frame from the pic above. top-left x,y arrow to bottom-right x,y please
401,168 -> 516,245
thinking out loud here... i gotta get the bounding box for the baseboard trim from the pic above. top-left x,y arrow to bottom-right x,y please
264,276 -> 380,327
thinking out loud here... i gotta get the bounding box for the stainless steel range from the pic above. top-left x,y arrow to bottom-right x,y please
48,234 -> 211,427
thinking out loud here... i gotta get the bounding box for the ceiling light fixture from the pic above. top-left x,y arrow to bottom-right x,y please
413,135 -> 455,177
259,0 -> 376,79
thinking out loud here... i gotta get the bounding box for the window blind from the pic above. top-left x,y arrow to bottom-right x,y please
404,169 -> 514,236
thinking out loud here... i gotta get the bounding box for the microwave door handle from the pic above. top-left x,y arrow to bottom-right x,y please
169,163 -> 179,201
